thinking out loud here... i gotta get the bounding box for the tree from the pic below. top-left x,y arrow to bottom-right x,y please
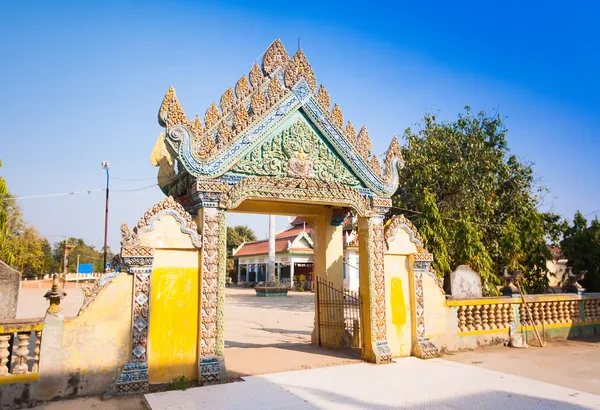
0,159 -> 21,265
561,212 -> 600,292
392,107 -> 557,294
52,238 -> 107,273
9,227 -> 45,278
226,226 -> 257,281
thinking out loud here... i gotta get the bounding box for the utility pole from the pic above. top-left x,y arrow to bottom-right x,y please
101,160 -> 111,273
268,215 -> 275,282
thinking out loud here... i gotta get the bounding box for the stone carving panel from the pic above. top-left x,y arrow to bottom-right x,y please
232,119 -> 360,186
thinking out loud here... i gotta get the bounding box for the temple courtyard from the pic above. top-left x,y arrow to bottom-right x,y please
17,283 -> 600,409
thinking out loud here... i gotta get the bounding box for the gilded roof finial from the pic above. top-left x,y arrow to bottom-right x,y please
285,49 -> 317,91
330,104 -> 344,129
267,78 -> 284,108
198,134 -> 216,159
357,126 -> 373,160
370,154 -> 382,176
191,115 -> 204,137
251,89 -> 267,118
235,75 -> 250,100
217,122 -> 232,148
316,85 -> 331,111
233,106 -> 249,134
262,39 -> 290,76
158,86 -> 175,127
220,88 -> 235,114
166,93 -> 190,128
249,63 -> 265,89
204,103 -> 221,129
383,136 -> 404,180
345,121 -> 357,144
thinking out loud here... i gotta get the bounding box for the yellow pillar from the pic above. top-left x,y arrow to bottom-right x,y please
195,207 -> 227,385
311,207 -> 345,346
358,215 -> 392,364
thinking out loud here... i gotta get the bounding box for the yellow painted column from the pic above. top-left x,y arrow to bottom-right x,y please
311,207 -> 345,347
195,207 -> 227,385
358,215 -> 392,364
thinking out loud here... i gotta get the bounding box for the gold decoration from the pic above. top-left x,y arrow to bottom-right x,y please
198,134 -> 216,159
235,75 -> 250,100
345,121 -> 357,144
357,126 -> 373,160
158,86 -> 174,126
370,154 -> 382,176
150,132 -> 175,188
383,136 -> 403,181
330,104 -> 343,129
166,93 -> 190,128
251,89 -> 267,117
232,119 -> 360,186
249,63 -> 264,89
220,88 -> 235,114
217,122 -> 232,147
227,176 -> 371,217
316,85 -> 330,111
191,115 -> 204,137
204,103 -> 221,130
262,39 -> 290,75
284,49 -> 317,91
233,106 -> 249,134
383,214 -> 426,252
267,78 -> 284,108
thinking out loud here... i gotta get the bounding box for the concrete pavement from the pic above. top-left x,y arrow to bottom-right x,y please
145,357 -> 600,409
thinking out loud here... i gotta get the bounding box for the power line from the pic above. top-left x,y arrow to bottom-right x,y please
585,209 -> 600,217
0,189 -> 104,201
112,176 -> 156,182
1,183 -> 158,201
390,206 -> 503,228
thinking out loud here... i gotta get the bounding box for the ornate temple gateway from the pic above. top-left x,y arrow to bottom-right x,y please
115,39 -> 436,391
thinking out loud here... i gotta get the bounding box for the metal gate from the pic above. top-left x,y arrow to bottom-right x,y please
315,276 -> 363,349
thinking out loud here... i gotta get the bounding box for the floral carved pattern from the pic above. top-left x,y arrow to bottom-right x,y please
232,120 -> 360,186
201,211 -> 220,357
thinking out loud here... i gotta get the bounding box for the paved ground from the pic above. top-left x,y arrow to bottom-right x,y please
145,357 -> 600,409
224,287 -> 360,378
445,338 -> 600,395
17,280 -> 85,319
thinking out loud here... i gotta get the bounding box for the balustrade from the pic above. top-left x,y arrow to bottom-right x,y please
453,295 -> 600,334
0,319 -> 43,377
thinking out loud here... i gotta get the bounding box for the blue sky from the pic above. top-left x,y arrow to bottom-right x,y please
1,1 -> 598,251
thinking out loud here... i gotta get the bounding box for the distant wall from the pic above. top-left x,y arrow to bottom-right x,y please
0,260 -> 20,320
37,273 -> 133,401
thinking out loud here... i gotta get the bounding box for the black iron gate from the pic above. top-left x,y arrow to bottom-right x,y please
315,276 -> 363,349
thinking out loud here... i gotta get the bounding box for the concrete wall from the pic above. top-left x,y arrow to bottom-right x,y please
37,273 -> 133,401
0,260 -> 20,320
384,229 -> 417,358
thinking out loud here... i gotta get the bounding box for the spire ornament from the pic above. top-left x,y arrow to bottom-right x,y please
316,85 -> 331,111
166,93 -> 190,128
357,126 -> 373,160
267,78 -> 284,108
262,39 -> 290,76
198,134 -> 216,159
158,86 -> 175,127
191,115 -> 204,137
251,89 -> 267,117
284,49 -> 317,91
220,88 -> 235,114
370,155 -> 382,176
204,103 -> 221,129
249,63 -> 264,89
383,136 -> 403,181
235,75 -> 250,100
345,121 -> 357,144
330,104 -> 343,129
217,122 -> 232,148
233,106 -> 249,134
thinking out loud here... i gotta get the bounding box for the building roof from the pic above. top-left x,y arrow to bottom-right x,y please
233,223 -> 313,258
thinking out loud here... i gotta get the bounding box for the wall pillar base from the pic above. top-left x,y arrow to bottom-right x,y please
411,337 -> 439,359
199,356 -> 226,385
113,363 -> 149,394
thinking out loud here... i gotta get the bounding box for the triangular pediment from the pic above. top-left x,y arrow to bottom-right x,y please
227,112 -> 363,188
154,39 -> 405,197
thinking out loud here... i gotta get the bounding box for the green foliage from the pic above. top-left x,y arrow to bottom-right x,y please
415,188 -> 451,277
165,375 -> 189,391
52,238 -> 112,273
561,212 -> 600,291
393,108 -> 557,295
0,159 -> 17,265
226,225 -> 257,281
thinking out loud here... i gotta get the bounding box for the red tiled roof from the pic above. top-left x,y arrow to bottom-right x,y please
234,224 -> 313,257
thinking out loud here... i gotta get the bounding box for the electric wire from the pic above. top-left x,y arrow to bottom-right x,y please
1,184 -> 158,201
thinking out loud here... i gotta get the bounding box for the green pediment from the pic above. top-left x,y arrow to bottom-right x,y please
228,113 -> 363,187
